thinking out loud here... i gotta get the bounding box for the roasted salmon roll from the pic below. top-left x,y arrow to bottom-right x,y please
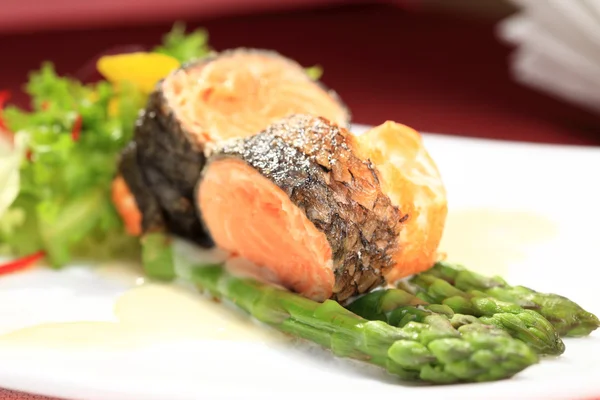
353,122 -> 448,282
197,115 -> 405,302
132,48 -> 350,245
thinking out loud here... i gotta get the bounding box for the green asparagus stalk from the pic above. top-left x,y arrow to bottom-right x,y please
347,288 -> 563,355
347,292 -> 518,336
140,232 -> 176,281
406,273 -> 565,355
429,261 -> 600,337
190,264 -> 538,384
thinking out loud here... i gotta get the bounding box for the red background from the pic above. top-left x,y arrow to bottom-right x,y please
1,4 -> 599,146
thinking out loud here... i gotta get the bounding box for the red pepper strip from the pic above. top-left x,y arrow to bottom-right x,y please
0,90 -> 13,138
71,114 -> 82,141
0,251 -> 45,276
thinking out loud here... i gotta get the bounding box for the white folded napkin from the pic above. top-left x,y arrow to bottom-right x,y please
497,0 -> 600,113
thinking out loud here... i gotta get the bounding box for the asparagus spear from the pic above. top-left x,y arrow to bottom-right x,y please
406,273 -> 565,355
430,261 -> 600,337
190,264 -> 538,384
347,288 -> 563,355
140,232 -> 176,281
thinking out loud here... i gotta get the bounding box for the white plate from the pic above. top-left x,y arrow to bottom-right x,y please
0,125 -> 599,400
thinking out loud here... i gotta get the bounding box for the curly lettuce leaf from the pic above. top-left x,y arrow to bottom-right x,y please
0,63 -> 144,266
305,65 -> 323,80
153,22 -> 212,63
0,21 -> 204,267
0,22 -> 206,267
0,132 -> 27,218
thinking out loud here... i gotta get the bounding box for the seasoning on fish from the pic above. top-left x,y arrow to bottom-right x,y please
130,48 -> 350,245
198,115 -> 404,302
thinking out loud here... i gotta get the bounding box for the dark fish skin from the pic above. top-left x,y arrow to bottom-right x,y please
130,48 -> 350,247
117,142 -> 166,233
201,115 -> 406,302
134,90 -> 212,247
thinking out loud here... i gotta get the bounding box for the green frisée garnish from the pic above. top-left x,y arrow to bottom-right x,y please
153,22 -> 212,63
305,65 -> 324,80
0,131 -> 27,219
0,65 -> 143,266
0,24 -> 210,268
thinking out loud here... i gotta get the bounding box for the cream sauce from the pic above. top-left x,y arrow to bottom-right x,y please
0,266 -> 285,350
94,261 -> 146,286
438,208 -> 558,276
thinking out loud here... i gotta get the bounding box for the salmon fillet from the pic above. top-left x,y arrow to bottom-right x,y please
124,48 -> 350,244
198,115 -> 405,302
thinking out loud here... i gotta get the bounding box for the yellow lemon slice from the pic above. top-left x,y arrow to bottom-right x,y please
97,52 -> 180,94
